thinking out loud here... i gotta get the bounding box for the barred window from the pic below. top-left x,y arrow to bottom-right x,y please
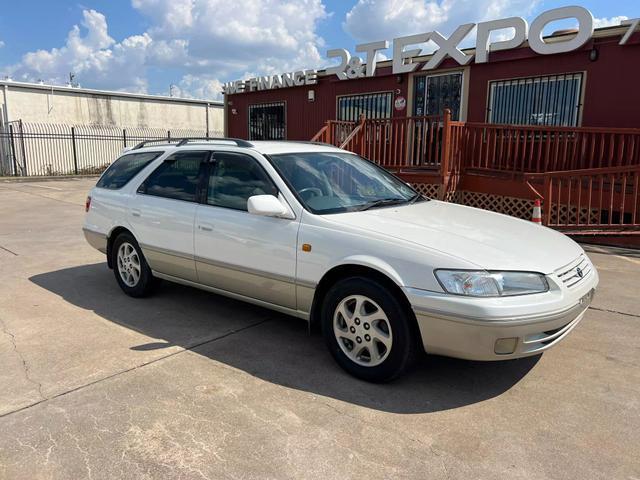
249,102 -> 286,140
337,92 -> 392,122
488,73 -> 583,127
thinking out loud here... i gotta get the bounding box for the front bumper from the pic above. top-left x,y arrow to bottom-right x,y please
405,268 -> 598,361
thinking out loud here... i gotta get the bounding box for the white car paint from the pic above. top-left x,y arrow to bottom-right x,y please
84,140 -> 598,362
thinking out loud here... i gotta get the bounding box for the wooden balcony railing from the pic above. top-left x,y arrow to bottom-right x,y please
463,123 -> 640,174
526,165 -> 640,231
310,111 -> 640,232
310,120 -> 356,146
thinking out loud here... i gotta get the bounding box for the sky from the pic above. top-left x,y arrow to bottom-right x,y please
0,0 -> 637,101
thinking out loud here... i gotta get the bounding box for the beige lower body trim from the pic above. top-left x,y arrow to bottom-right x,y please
83,228 -> 107,254
140,244 -> 198,283
195,256 -> 296,310
153,271 -> 310,321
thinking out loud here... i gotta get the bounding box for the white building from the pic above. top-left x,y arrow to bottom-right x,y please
0,80 -> 224,135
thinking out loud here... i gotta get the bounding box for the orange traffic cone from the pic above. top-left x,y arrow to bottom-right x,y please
532,199 -> 542,225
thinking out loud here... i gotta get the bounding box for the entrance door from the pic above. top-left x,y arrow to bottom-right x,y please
413,72 -> 463,120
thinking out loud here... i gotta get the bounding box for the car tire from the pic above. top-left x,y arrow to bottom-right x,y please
321,276 -> 419,382
111,232 -> 157,297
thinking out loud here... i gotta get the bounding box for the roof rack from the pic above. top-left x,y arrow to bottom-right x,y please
176,137 -> 253,147
132,137 -> 253,150
132,138 -> 176,150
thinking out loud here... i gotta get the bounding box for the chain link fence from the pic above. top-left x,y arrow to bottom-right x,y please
0,121 -> 221,177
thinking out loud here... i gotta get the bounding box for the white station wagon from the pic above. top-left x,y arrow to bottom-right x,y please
84,139 -> 598,382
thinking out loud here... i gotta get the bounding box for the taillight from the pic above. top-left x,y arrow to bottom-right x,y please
85,196 -> 92,212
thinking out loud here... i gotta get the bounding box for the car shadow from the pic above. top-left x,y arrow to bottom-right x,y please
30,263 -> 540,414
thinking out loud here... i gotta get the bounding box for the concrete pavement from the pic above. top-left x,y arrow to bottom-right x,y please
0,178 -> 638,479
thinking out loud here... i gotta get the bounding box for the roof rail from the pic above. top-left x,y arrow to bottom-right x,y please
176,137 -> 253,147
132,138 -> 175,150
132,137 -> 253,150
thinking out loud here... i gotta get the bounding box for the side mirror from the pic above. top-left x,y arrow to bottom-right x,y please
247,195 -> 288,217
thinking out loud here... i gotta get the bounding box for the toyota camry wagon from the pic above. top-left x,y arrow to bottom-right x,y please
83,138 -> 598,382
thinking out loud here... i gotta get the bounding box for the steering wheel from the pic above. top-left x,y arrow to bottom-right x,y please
298,187 -> 323,201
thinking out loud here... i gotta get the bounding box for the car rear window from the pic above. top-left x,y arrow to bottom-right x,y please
96,151 -> 163,189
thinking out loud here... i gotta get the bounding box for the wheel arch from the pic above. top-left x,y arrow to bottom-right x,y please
308,260 -> 415,334
106,226 -> 135,269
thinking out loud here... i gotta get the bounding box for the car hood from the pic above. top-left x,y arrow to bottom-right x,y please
327,200 -> 582,273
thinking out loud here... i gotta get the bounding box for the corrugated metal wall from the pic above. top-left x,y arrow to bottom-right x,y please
226,65 -> 408,140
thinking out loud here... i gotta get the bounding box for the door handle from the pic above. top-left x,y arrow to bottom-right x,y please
198,224 -> 213,232
131,208 -> 141,217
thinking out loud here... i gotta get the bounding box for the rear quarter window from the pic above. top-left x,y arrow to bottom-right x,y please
96,151 -> 163,189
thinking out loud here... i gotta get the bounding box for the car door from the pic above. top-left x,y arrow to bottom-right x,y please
194,150 -> 299,309
130,150 -> 209,282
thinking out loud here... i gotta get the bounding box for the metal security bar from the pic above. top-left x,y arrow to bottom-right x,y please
337,92 -> 393,122
248,102 -> 286,140
488,73 -> 583,127
0,122 -> 214,177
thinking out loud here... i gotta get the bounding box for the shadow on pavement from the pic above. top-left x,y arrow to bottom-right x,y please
31,263 -> 540,414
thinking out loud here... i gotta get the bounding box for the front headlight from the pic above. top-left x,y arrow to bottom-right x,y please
434,270 -> 549,297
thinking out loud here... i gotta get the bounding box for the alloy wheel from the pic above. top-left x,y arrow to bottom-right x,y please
333,294 -> 393,367
117,242 -> 141,287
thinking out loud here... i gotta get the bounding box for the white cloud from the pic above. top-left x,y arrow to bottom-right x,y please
2,1 -> 328,99
0,41 -> 5,49
343,0 -> 541,45
5,10 -> 149,92
593,16 -> 628,29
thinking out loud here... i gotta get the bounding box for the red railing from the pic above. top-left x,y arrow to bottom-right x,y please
310,120 -> 356,146
310,112 -> 640,234
526,165 -> 640,231
463,123 -> 640,174
360,115 -> 444,169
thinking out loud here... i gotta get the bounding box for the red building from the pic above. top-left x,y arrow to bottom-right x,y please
225,24 -> 640,140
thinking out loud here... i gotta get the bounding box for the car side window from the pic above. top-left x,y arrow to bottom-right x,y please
207,152 -> 278,211
96,151 -> 162,189
139,151 -> 209,202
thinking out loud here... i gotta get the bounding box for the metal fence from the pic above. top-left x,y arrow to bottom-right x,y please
0,121 -> 221,176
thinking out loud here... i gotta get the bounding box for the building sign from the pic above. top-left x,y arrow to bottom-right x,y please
394,96 -> 406,111
223,6 -> 639,95
223,70 -> 318,95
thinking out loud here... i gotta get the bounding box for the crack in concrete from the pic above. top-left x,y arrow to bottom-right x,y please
590,306 -> 640,319
0,317 -> 273,419
0,245 -> 18,256
0,315 -> 45,401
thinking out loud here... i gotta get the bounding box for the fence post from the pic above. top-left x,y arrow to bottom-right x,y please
19,120 -> 28,176
358,114 -> 366,156
439,108 -> 452,200
167,130 -> 171,142
123,129 -> 127,148
9,124 -> 18,176
71,126 -> 79,174
543,175 -> 552,226
325,121 -> 332,146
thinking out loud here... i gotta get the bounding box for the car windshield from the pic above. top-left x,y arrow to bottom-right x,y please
269,152 -> 425,214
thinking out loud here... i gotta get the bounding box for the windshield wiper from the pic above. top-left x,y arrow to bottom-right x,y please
408,192 -> 424,204
356,198 -> 408,211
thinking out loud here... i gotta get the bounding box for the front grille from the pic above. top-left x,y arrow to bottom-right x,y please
555,254 -> 592,288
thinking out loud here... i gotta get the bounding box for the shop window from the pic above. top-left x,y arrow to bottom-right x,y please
488,73 -> 583,127
413,73 -> 463,120
249,102 -> 286,140
337,92 -> 392,122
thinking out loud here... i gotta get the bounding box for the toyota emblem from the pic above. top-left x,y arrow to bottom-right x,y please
576,267 -> 584,278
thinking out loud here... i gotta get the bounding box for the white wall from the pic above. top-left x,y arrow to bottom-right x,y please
1,84 -> 224,135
